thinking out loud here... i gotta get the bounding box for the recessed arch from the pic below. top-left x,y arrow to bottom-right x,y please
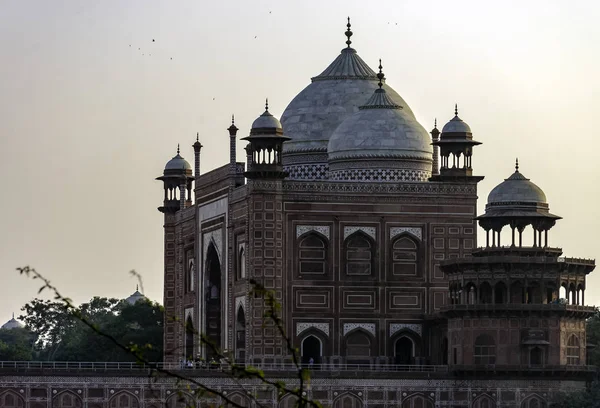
472,394 -> 496,408
301,334 -> 323,366
225,392 -> 250,408
279,394 -> 299,408
344,329 -> 374,364
391,235 -> 420,278
390,329 -> 422,365
401,393 -> 434,408
333,393 -> 363,408
238,246 -> 246,279
108,391 -> 139,408
205,241 -> 222,359
344,231 -> 375,277
185,315 -> 195,361
298,232 -> 328,276
52,390 -> 82,408
479,282 -> 493,304
566,334 -> 580,365
520,394 -> 547,408
235,305 -> 246,362
166,392 -> 196,408
0,391 -> 25,408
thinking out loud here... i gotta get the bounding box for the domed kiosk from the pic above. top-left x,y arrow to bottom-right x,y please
327,62 -> 432,182
124,286 -> 147,305
476,160 -> 561,248
156,145 -> 194,214
281,19 -> 417,180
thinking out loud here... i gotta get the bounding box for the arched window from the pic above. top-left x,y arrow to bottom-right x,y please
474,334 -> 496,365
401,394 -> 434,408
279,395 -> 299,408
395,336 -> 414,365
530,347 -> 543,365
238,247 -> 246,279
301,335 -> 322,366
465,282 -> 477,305
333,393 -> 363,408
344,233 -> 374,276
566,335 -> 580,365
472,394 -> 496,408
345,330 -> 372,362
226,392 -> 249,408
166,393 -> 195,408
298,234 -> 327,275
479,282 -> 492,304
494,282 -> 507,304
235,307 -> 246,361
185,316 -> 195,360
0,391 -> 24,408
510,281 -> 524,304
391,236 -> 419,277
53,391 -> 82,408
521,396 -> 547,408
109,392 -> 139,408
205,242 -> 221,359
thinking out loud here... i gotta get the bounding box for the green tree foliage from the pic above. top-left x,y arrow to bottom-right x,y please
0,327 -> 36,361
551,384 -> 600,408
20,297 -> 163,361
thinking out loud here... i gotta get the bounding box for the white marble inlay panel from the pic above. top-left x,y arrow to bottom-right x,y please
390,227 -> 422,241
296,322 -> 330,337
343,323 -> 376,337
389,323 -> 422,337
344,226 -> 376,241
235,296 -> 246,314
296,225 -> 330,240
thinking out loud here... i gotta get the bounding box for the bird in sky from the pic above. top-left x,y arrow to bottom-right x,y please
152,39 -> 155,42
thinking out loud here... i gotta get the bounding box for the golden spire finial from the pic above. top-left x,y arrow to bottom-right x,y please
345,17 -> 353,48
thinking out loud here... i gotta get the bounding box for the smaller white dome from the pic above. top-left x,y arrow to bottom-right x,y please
164,145 -> 192,172
2,314 -> 24,330
441,106 -> 472,134
251,109 -> 282,130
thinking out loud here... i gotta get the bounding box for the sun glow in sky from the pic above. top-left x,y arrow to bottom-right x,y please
1,1 -> 599,325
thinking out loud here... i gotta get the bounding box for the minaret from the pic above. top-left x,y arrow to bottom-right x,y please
156,145 -> 194,213
193,133 -> 203,179
228,115 -> 239,185
430,119 -> 440,176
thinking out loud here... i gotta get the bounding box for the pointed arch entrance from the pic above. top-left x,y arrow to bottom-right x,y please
301,335 -> 322,366
205,242 -> 222,359
395,336 -> 414,365
185,316 -> 194,360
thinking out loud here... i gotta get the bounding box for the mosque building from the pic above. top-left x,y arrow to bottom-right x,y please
155,19 -> 596,407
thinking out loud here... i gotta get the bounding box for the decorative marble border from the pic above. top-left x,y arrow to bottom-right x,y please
390,227 -> 422,241
296,225 -> 330,240
343,323 -> 376,337
390,323 -> 422,337
344,226 -> 376,241
203,229 -> 223,261
296,322 -> 330,337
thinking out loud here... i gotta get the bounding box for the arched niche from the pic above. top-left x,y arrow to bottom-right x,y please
479,282 -> 492,304
333,393 -> 363,408
52,391 -> 82,408
390,235 -> 420,279
344,232 -> 375,277
494,282 -> 507,304
205,242 -> 222,359
225,392 -> 250,408
297,232 -> 328,277
238,246 -> 246,279
235,306 -> 246,362
185,315 -> 195,361
108,391 -> 140,408
0,391 -> 25,408
566,334 -> 580,365
391,330 -> 422,366
166,392 -> 196,408
472,394 -> 496,408
344,329 -> 374,365
520,395 -> 547,408
279,394 -> 299,408
401,393 -> 434,408
300,334 -> 323,366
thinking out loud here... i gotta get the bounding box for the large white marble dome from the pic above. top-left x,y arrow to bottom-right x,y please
280,22 -> 421,181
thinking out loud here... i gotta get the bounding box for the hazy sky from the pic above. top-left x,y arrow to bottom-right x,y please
1,1 -> 599,326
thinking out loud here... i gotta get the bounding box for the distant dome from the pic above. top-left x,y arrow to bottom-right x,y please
125,287 -> 146,305
441,106 -> 472,134
327,76 -> 432,182
487,168 -> 547,205
1,314 -> 23,330
164,145 -> 192,172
